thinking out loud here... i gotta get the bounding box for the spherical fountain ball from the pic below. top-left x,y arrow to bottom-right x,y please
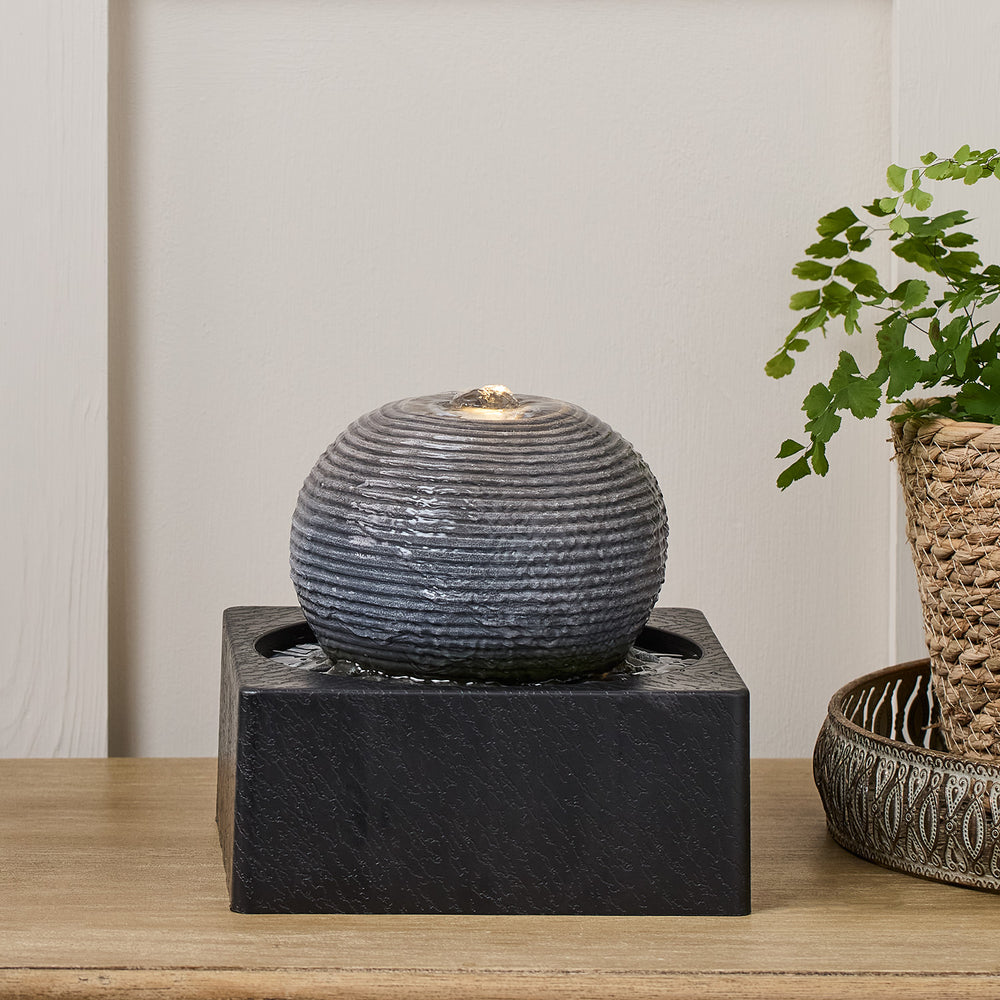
290,387 -> 668,682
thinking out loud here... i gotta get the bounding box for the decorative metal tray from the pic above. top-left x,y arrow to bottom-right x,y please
814,659 -> 1000,891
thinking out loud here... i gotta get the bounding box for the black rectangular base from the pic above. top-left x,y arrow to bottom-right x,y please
217,606 -> 749,915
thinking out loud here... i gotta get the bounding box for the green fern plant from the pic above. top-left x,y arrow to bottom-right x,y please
767,144 -> 1000,489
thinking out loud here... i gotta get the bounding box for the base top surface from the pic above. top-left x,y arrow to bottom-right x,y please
225,605 -> 747,697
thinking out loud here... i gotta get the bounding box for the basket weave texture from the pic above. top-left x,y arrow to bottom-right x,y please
892,402 -> 1000,759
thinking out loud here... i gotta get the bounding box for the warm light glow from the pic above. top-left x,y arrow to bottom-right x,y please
480,384 -> 512,402
449,384 -> 521,416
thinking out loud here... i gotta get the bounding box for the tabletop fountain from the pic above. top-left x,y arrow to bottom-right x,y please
217,387 -> 749,915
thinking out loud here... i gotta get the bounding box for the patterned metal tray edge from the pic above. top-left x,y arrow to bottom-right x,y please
814,659 -> 1000,891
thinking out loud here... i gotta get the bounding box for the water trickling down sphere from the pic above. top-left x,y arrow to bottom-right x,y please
290,387 -> 668,681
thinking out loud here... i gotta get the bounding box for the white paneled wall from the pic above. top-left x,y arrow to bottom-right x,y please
13,1 -> 997,758
1,2 -> 107,756
106,0 -> 892,757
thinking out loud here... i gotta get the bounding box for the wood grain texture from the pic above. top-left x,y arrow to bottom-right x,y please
3,759 -> 1000,998
0,1 -> 108,756
5,970 -> 1000,1000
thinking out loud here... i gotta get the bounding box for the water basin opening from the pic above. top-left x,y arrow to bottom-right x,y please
634,626 -> 702,660
255,623 -> 314,658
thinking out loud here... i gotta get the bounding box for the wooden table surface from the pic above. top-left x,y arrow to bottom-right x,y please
3,758 -> 1000,999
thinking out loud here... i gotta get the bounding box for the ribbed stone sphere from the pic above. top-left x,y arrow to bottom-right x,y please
290,388 -> 668,681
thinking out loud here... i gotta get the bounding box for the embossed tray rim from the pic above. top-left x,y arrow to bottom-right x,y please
814,659 -> 1000,892
827,659 -> 946,753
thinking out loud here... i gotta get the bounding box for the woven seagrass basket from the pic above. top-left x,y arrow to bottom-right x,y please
892,401 -> 1000,759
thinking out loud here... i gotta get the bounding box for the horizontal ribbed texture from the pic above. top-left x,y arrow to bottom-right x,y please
291,393 -> 667,680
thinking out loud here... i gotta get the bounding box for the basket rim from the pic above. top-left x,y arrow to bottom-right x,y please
890,398 -> 1000,433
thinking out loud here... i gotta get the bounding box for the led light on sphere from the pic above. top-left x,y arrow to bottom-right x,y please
290,386 -> 668,681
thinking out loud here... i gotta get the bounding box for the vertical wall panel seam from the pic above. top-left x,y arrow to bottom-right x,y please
100,0 -> 111,757
888,0 -> 903,666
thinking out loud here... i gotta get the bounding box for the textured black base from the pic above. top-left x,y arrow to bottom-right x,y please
217,606 -> 749,915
